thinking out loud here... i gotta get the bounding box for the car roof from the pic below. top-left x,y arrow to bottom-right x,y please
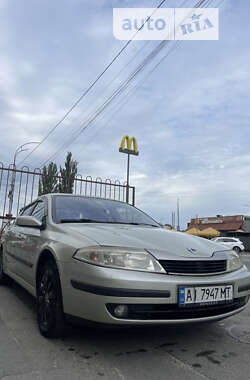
47,193 -> 130,205
20,194 -> 130,215
39,193 -> 116,201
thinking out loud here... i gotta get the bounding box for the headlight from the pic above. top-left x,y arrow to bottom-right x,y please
73,246 -> 165,273
227,251 -> 243,272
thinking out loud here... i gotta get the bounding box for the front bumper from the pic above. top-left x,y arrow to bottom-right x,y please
60,260 -> 250,325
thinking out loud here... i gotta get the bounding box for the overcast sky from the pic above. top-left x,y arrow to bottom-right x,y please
0,0 -> 249,228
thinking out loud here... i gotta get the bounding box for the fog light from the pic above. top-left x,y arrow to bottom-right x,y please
113,304 -> 129,318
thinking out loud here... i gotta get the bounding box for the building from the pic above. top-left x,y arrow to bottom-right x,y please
187,215 -> 250,250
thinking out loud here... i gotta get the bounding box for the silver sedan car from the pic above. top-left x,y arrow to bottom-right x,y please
1,194 -> 250,338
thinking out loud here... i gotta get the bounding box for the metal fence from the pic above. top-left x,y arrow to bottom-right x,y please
0,163 -> 135,228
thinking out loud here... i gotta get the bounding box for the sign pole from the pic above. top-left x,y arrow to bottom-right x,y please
126,153 -> 130,203
119,136 -> 139,205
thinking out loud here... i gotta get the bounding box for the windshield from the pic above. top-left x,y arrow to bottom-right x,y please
53,196 -> 159,227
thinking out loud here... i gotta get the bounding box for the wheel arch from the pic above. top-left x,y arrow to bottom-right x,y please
233,246 -> 241,251
36,248 -> 66,338
36,249 -> 59,289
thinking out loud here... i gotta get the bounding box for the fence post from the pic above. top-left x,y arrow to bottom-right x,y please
132,186 -> 135,206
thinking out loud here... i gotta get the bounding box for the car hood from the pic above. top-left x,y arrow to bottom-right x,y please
66,224 -> 224,259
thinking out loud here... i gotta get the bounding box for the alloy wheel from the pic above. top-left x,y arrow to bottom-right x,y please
233,246 -> 240,254
38,268 -> 57,332
37,261 -> 65,338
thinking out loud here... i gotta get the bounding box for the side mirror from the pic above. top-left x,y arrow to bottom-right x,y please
16,216 -> 43,229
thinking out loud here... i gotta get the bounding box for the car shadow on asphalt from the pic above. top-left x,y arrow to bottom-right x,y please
8,279 -> 220,349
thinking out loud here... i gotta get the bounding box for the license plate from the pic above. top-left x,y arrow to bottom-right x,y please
179,285 -> 233,306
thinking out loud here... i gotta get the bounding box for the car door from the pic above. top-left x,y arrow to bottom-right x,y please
219,238 -> 237,249
5,202 -> 37,278
222,238 -> 235,249
215,238 -> 225,245
215,238 -> 227,247
16,199 -> 46,287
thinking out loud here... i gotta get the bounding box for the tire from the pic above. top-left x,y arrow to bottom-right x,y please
233,246 -> 240,254
0,247 -> 13,285
37,260 -> 65,338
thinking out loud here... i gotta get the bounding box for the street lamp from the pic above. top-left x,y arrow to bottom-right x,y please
8,142 -> 40,216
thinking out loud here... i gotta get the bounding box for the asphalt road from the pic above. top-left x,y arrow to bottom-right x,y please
0,256 -> 250,380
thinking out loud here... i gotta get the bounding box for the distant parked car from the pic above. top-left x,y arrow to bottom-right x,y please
1,194 -> 250,338
211,237 -> 245,253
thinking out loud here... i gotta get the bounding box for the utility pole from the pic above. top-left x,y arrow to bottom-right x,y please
177,197 -> 180,231
119,136 -> 139,203
8,142 -> 40,216
171,211 -> 176,229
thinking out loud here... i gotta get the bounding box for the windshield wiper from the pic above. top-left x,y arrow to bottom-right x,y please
103,222 -> 159,227
126,222 -> 159,227
59,219 -> 159,227
60,218 -> 101,223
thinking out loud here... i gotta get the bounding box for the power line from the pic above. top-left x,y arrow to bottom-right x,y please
24,0 -> 219,168
71,42 -> 182,162
46,0 -> 193,147
39,0 -> 213,166
38,0 -> 192,165
34,41 -> 153,167
39,40 -> 171,166
18,0 -> 168,167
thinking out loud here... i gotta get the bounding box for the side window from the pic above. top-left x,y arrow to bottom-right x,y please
31,201 -> 45,222
20,203 -> 36,216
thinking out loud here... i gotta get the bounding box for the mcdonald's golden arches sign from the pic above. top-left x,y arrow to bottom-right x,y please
119,136 -> 139,156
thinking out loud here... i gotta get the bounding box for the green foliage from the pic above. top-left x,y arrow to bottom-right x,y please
58,152 -> 78,194
38,162 -> 58,196
38,152 -> 77,196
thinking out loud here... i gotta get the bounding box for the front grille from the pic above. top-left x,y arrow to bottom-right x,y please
106,296 -> 248,320
159,259 -> 227,275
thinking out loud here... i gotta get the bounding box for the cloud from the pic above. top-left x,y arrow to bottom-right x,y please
0,0 -> 250,230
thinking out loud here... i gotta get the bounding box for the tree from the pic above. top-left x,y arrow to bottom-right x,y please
58,152 -> 78,193
38,162 -> 58,196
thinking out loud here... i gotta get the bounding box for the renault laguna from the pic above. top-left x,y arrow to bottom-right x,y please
1,194 -> 250,338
